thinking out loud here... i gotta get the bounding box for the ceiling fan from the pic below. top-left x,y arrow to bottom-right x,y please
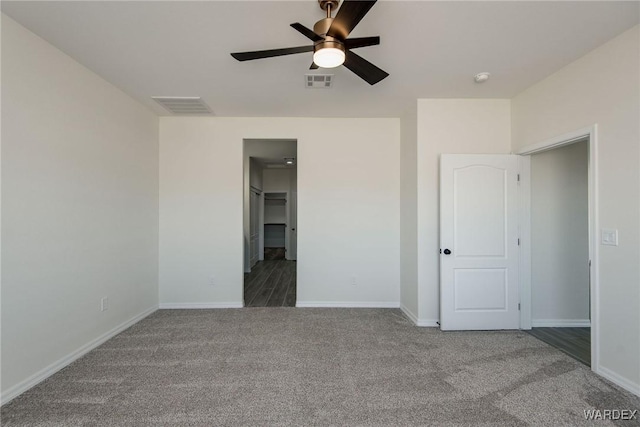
230,0 -> 388,85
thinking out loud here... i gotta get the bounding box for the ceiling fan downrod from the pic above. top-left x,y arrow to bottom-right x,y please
319,0 -> 339,18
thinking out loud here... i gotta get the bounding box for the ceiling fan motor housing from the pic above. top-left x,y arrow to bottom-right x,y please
313,17 -> 345,55
313,17 -> 333,36
313,38 -> 345,55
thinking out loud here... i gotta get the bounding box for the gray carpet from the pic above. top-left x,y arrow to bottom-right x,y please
2,308 -> 639,426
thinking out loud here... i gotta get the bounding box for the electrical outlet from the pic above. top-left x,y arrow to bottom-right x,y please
101,297 -> 109,312
351,276 -> 357,286
209,276 -> 216,286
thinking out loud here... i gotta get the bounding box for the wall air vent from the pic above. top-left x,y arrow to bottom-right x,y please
151,97 -> 213,115
305,74 -> 334,89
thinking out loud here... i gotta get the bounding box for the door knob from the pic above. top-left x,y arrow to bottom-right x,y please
443,249 -> 452,255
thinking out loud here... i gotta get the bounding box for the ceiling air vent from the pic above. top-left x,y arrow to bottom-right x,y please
151,97 -> 213,115
305,74 -> 334,89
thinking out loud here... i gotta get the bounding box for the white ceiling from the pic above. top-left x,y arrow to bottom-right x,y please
3,1 -> 638,118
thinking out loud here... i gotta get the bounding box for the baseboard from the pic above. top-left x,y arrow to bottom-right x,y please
416,318 -> 440,327
400,304 -> 419,324
296,301 -> 400,308
1,305 -> 158,406
398,305 -> 439,327
159,302 -> 243,309
532,319 -> 591,327
597,366 -> 640,397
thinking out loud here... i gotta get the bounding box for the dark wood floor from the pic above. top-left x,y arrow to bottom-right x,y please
264,247 -> 285,260
527,327 -> 590,366
244,260 -> 296,307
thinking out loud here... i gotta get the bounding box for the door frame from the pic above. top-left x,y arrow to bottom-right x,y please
516,124 -> 599,372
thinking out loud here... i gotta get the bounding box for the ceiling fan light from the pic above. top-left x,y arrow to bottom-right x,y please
313,47 -> 345,68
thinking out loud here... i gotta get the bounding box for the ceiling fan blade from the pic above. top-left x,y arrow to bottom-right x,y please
344,36 -> 380,50
290,23 -> 323,42
231,45 -> 313,61
343,50 -> 388,85
310,62 -> 319,70
327,0 -> 377,40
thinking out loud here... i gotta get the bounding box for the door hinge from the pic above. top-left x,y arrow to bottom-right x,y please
517,173 -> 520,182
518,303 -> 521,311
517,238 -> 520,246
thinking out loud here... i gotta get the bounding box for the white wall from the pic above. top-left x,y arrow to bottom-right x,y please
1,15 -> 159,401
159,118 -> 400,307
512,25 -> 640,394
531,142 -> 589,325
417,99 -> 512,325
0,11 -> 4,397
400,105 -> 418,321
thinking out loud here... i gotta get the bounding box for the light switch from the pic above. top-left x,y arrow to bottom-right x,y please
601,228 -> 618,246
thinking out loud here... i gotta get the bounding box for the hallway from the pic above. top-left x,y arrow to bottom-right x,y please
244,260 -> 296,307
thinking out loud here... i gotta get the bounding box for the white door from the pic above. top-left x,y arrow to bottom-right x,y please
440,154 -> 520,330
249,190 -> 260,267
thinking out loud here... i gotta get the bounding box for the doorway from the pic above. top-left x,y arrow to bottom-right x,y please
517,127 -> 598,369
524,139 -> 591,365
264,192 -> 288,260
243,139 -> 297,307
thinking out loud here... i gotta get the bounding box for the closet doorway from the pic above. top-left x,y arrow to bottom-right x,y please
264,192 -> 288,260
243,139 -> 297,307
